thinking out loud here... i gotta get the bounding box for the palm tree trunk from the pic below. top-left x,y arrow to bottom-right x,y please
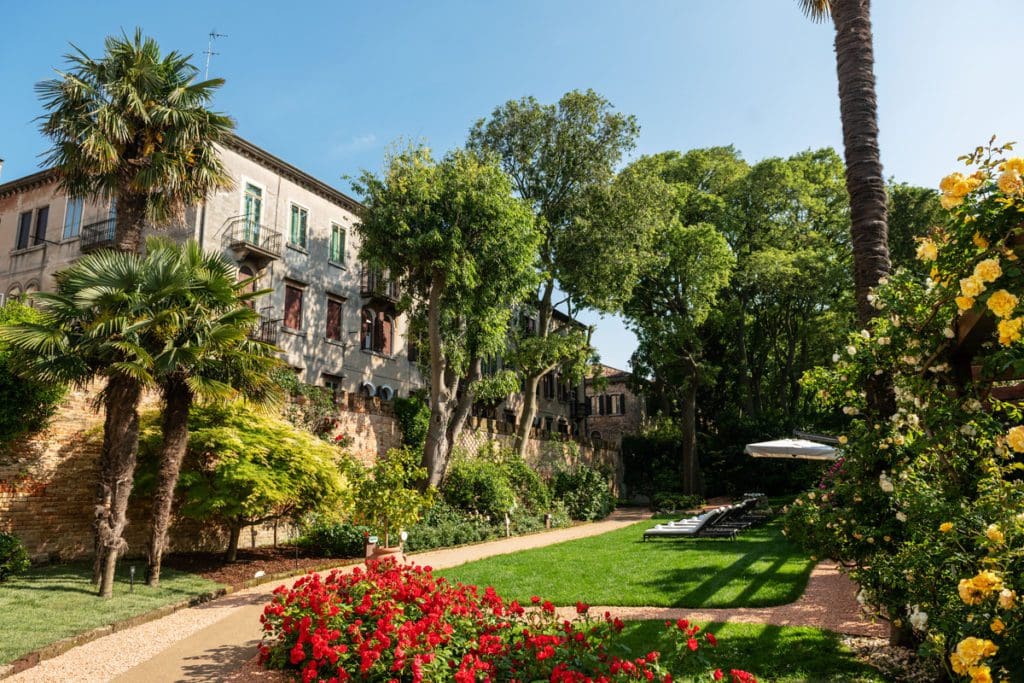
97,373 -> 143,598
114,192 -> 148,254
832,0 -> 896,417
146,377 -> 193,587
832,0 -> 890,326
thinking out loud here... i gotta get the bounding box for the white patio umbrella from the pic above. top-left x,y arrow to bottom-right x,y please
744,438 -> 838,461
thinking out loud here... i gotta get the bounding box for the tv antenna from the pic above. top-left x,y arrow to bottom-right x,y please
204,30 -> 227,79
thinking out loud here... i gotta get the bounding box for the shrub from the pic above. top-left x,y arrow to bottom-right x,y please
0,301 -> 66,448
786,141 -> 1024,681
552,464 -> 616,521
298,518 -> 371,558
404,500 -> 498,552
258,559 -> 754,682
442,457 -> 516,520
354,447 -> 433,548
0,533 -> 30,582
393,394 -> 430,451
651,492 -> 703,513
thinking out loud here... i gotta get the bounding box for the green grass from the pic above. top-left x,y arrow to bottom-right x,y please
618,621 -> 885,682
0,562 -> 223,664
439,518 -> 814,608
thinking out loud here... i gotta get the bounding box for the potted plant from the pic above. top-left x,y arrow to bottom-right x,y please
355,447 -> 433,561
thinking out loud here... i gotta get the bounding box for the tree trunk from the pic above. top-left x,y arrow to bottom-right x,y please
446,357 -> 482,453
832,0 -> 896,417
96,373 -> 143,598
225,525 -> 241,563
736,294 -> 754,417
146,377 -> 193,587
680,376 -> 700,495
832,0 -> 890,326
515,281 -> 555,456
422,270 -> 458,488
114,192 -> 148,254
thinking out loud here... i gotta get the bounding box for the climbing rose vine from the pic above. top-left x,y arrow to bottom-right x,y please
786,140 -> 1024,682
259,559 -> 754,682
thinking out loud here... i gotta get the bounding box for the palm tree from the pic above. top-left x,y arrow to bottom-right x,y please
1,243 -> 190,597
36,29 -> 234,254
144,241 -> 281,586
799,0 -> 891,326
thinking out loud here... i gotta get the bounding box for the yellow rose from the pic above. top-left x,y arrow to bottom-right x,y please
940,522 -> 954,533
951,652 -> 969,675
986,289 -> 1018,318
960,275 -> 986,298
941,172 -> 966,193
998,589 -> 1017,610
957,296 -> 976,313
1001,157 -> 1024,174
954,637 -> 999,667
974,258 -> 1002,283
986,524 -> 1005,544
973,232 -> 990,249
997,317 -> 1023,346
941,193 -> 964,210
838,435 -> 848,444
990,617 -> 1005,635
969,665 -> 993,683
998,169 -> 1023,195
916,239 -> 939,262
1008,426 -> 1024,453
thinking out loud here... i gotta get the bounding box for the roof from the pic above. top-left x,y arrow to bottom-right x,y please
0,135 -> 366,214
588,363 -> 631,383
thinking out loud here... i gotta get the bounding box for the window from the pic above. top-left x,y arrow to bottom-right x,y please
360,306 -> 394,355
326,297 -> 344,341
33,207 -> 49,246
541,373 -> 556,400
284,283 -> 304,330
590,431 -> 602,440
63,198 -> 84,239
589,393 -> 625,416
289,204 -> 308,248
243,184 -> 263,242
407,334 -> 420,363
16,212 -> 32,250
504,409 -> 516,426
322,373 -> 343,399
544,416 -> 554,432
330,223 -> 345,264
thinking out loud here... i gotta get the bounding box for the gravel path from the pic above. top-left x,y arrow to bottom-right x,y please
7,510 -> 884,682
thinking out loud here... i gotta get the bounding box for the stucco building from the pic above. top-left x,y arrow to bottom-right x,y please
0,135 -> 420,398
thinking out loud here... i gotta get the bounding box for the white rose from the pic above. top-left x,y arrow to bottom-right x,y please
832,353 -> 840,363
847,345 -> 857,356
908,606 -> 928,631
896,511 -> 907,522
879,471 -> 895,493
943,327 -> 955,339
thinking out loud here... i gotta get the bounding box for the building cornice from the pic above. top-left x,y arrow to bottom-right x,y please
0,169 -> 58,200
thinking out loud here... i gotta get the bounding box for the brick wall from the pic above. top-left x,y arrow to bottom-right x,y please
0,386 -> 621,560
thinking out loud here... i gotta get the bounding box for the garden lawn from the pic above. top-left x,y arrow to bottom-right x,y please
619,621 -> 884,682
0,562 -> 223,664
439,518 -> 814,608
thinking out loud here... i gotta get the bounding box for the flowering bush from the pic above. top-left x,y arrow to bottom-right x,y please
259,559 -> 755,682
786,140 -> 1024,682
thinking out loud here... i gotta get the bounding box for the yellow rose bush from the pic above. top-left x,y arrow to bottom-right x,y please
785,141 -> 1024,681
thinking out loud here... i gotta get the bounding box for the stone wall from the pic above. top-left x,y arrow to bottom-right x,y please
0,386 -> 621,560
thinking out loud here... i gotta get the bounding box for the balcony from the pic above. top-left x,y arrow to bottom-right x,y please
250,307 -> 281,346
223,216 -> 282,269
80,218 -> 116,252
360,266 -> 400,303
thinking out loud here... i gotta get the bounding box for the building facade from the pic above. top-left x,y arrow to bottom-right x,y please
584,364 -> 645,445
0,135 -> 421,398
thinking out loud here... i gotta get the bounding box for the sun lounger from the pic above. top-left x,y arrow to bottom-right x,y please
643,507 -> 730,540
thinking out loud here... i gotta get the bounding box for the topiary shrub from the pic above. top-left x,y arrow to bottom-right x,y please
551,465 -> 616,521
0,533 -> 30,582
298,518 -> 372,558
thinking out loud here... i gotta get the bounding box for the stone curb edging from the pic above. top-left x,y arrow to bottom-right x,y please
0,558 -> 359,681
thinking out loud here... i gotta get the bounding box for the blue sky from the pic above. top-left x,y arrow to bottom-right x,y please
2,0 -> 1023,371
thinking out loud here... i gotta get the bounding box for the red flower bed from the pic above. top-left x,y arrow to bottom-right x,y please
259,559 -> 755,682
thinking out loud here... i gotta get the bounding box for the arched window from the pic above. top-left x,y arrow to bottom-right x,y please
7,284 -> 22,300
360,382 -> 375,397
377,385 -> 394,401
590,430 -> 602,441
361,307 -> 375,351
237,266 -> 256,307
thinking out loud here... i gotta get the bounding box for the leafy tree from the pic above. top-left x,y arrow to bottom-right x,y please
36,29 -> 234,253
468,90 -> 644,455
394,394 -> 430,452
625,222 -> 734,493
144,241 -> 282,586
0,301 -> 66,448
1,243 -> 193,597
354,146 -> 539,487
354,447 -> 433,548
138,403 -> 350,561
886,181 -> 944,274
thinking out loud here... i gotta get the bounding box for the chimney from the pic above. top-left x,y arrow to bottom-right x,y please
0,158 -> 4,180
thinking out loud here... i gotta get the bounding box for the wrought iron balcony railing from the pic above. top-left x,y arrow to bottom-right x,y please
223,216 -> 282,266
360,266 -> 400,302
80,218 -> 116,252
250,307 -> 281,346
